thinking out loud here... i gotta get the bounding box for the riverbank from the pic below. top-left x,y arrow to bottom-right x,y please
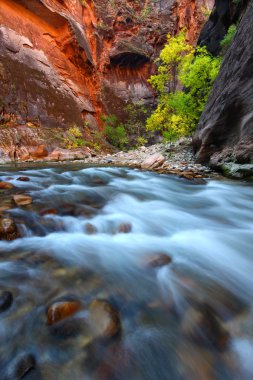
0,138 -> 221,182
83,138 -> 217,181
1,138 -> 252,180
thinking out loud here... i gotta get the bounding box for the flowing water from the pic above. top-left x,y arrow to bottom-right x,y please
0,166 -> 252,380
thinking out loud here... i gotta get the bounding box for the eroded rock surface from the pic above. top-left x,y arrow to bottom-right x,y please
194,0 -> 253,174
0,0 -> 211,162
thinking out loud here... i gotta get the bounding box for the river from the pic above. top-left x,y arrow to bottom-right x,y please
0,166 -> 252,380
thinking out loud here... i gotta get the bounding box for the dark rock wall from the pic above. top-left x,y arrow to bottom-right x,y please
193,0 -> 253,167
198,0 -> 249,55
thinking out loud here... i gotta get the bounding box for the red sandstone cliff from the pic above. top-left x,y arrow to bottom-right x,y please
0,0 -> 212,162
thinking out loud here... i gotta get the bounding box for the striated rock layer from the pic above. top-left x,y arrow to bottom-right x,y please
0,0 -> 211,162
194,0 -> 253,169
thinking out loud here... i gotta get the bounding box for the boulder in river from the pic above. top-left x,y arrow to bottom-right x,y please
88,299 -> 121,339
13,194 -> 33,206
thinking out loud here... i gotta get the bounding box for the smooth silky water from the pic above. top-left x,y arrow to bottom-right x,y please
0,166 -> 252,380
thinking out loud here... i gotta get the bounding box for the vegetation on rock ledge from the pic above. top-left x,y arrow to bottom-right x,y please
146,32 -> 222,141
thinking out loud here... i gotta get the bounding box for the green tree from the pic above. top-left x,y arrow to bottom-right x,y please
146,32 -> 221,141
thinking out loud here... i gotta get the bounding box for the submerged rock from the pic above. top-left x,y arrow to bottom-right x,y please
47,300 -> 82,326
0,216 -> 20,240
15,354 -> 36,380
49,318 -> 83,338
182,303 -> 230,350
146,253 -> 172,268
88,299 -> 121,339
39,208 -> 58,216
85,223 -> 98,235
13,194 -> 33,206
0,290 -> 13,312
117,223 -> 132,234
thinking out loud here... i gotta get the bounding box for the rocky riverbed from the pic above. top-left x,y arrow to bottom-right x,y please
0,165 -> 252,379
84,139 -> 216,181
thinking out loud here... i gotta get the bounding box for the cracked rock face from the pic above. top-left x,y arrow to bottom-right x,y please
0,0 -> 210,162
193,0 -> 253,169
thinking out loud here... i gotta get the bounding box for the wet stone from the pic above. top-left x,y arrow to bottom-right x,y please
17,177 -> 30,182
47,299 -> 82,325
146,253 -> 172,268
90,176 -> 107,186
13,194 -> 33,206
0,290 -> 13,312
0,216 -> 20,240
88,299 -> 121,339
0,181 -> 14,190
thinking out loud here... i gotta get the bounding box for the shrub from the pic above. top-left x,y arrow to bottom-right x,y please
64,125 -> 84,149
101,115 -> 128,149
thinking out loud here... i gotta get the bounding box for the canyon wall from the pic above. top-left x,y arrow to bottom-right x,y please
0,0 -> 211,162
194,0 -> 253,174
198,0 -> 249,55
